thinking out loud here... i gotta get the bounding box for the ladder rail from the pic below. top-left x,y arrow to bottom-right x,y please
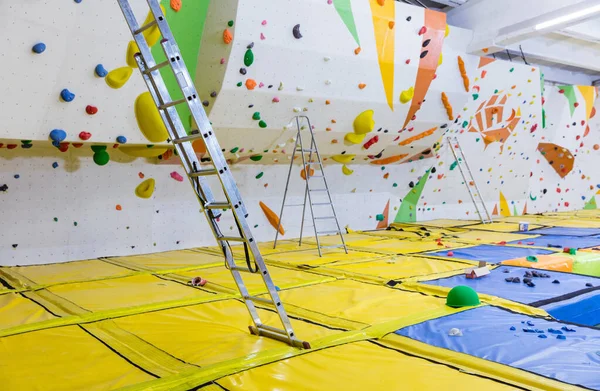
117,0 -> 308,349
273,126 -> 298,249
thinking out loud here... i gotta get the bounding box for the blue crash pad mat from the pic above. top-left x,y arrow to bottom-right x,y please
526,227 -> 600,237
396,306 -> 600,390
422,266 -> 599,305
509,235 -> 600,249
543,289 -> 600,327
424,244 -> 554,264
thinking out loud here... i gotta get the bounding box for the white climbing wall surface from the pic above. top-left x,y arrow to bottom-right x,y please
1,0 -> 600,265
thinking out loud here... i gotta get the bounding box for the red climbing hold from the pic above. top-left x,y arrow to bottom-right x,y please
559,89 -> 565,94
7,144 -> 17,149
363,135 -> 379,150
79,132 -> 92,140
139,172 -> 145,179
447,251 -> 454,257
574,102 -> 579,108
85,105 -> 98,115
58,142 -> 69,152
418,26 -> 427,35
72,143 -> 83,148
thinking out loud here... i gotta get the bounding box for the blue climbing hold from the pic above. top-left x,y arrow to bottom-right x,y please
14,174 -> 20,179
509,326 -> 516,331
526,321 -> 535,326
116,136 -> 127,144
547,328 -> 563,335
95,64 -> 108,78
561,326 -> 576,332
52,162 -> 59,169
60,89 -> 75,102
275,286 -> 281,291
557,335 -> 566,340
538,334 -> 547,339
49,129 -> 67,146
32,43 -> 46,54
74,0 -> 82,2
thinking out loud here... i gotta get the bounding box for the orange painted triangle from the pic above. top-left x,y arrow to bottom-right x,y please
478,57 -> 495,69
376,200 -> 390,229
492,204 -> 498,216
522,202 -> 527,215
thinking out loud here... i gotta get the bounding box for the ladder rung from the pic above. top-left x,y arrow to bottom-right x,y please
320,244 -> 345,249
217,236 -> 246,242
230,265 -> 253,273
257,324 -> 289,335
134,20 -> 157,35
317,230 -> 339,235
143,60 -> 170,74
311,175 -> 324,178
313,202 -> 332,206
205,202 -> 231,210
285,204 -> 305,207
297,149 -> 316,152
314,216 -> 335,220
309,189 -> 327,192
190,168 -> 218,177
159,98 -> 187,110
172,134 -> 203,144
245,296 -> 277,306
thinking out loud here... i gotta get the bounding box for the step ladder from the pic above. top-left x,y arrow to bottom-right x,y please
446,136 -> 493,224
117,0 -> 309,349
274,116 -> 347,257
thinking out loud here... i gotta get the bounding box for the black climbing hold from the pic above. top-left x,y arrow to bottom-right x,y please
0,184 -> 8,192
503,269 -> 510,273
386,280 -> 399,287
422,39 -> 431,47
420,50 -> 429,58
523,277 -> 532,284
431,167 -> 437,173
384,129 -> 388,133
12,244 -> 18,248
552,280 -> 560,284
543,189 -> 547,194
268,85 -> 273,88
202,100 -> 209,107
248,104 -> 254,108
409,181 -> 415,188
441,124 -> 448,129
586,282 -> 594,287
240,67 -> 247,75
247,42 -> 255,49
293,24 -> 303,39
505,277 -> 514,282
406,16 -> 412,21
374,150 -> 384,159
210,91 -> 217,98
526,281 -> 536,287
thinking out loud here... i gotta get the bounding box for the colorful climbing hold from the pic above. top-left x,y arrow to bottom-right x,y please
252,112 -> 261,120
400,87 -> 414,104
256,172 -> 264,179
353,110 -> 375,134
135,178 -> 155,199
244,49 -> 254,67
259,120 -> 267,128
49,129 -> 67,146
170,0 -> 181,12
170,171 -> 184,182
32,43 -> 46,54
60,89 -> 75,102
79,132 -> 92,141
85,105 -> 98,115
223,29 -> 233,44
95,64 -> 108,78
259,201 -> 284,235
246,79 -> 257,90
293,24 -> 303,39
106,67 -> 133,89
92,146 -> 110,166
116,136 -> 127,144
135,92 -> 168,142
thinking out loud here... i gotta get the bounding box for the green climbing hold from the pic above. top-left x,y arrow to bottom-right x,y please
91,145 -> 107,153
259,120 -> 267,128
494,89 -> 498,93
509,68 -> 514,72
53,217 -> 58,222
236,82 -> 243,87
252,112 -> 261,120
250,155 -> 263,162
256,172 -> 264,179
449,160 -> 458,171
472,93 -> 479,100
230,147 -> 239,153
228,20 -> 234,27
244,49 -> 254,67
147,145 -> 154,148
254,224 -> 259,228
446,285 -> 480,308
526,256 -> 538,263
74,222 -> 78,226
569,248 -> 577,255
93,151 -> 110,166
376,214 -> 385,221
462,121 -> 468,128
475,138 -> 480,142
393,183 -> 398,187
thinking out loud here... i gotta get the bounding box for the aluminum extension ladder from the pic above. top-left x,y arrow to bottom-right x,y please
446,136 -> 493,224
117,0 -> 309,349
274,116 -> 347,257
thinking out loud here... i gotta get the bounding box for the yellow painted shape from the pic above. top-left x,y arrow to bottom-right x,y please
331,154 -> 356,164
135,178 -> 156,199
126,40 -> 140,68
218,341 -> 513,391
400,87 -> 414,104
369,0 -> 396,110
342,164 -> 354,175
353,110 -> 375,134
577,85 -> 596,120
120,145 -> 169,157
344,132 -> 366,144
445,24 -> 450,37
0,326 -> 153,390
438,52 -> 443,66
499,191 -> 511,217
135,92 -> 169,142
0,293 -> 56,330
106,66 -> 133,89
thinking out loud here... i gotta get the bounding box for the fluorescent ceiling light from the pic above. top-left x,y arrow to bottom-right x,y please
535,4 -> 600,30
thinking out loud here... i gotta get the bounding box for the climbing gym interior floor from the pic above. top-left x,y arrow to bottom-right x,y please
2,211 -> 600,391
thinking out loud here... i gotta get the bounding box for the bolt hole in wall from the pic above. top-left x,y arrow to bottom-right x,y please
1,0 -> 600,265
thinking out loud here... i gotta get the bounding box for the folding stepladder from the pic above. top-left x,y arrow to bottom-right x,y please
446,136 -> 493,224
274,116 -> 347,257
117,0 -> 309,349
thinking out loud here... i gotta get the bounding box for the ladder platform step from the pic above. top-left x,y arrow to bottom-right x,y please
172,134 -> 203,144
297,149 -> 316,152
190,168 -> 218,177
317,230 -> 340,235
217,236 -> 246,242
230,265 -> 254,273
319,244 -> 346,250
205,202 -> 231,210
285,204 -> 305,207
134,20 -> 157,35
143,60 -> 170,74
159,97 -> 187,110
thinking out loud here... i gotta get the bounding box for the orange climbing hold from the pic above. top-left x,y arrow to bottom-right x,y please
399,127 -> 437,146
170,0 -> 181,11
441,92 -> 453,120
354,47 -> 362,55
325,100 -> 331,105
389,21 -> 395,29
116,205 -> 122,211
370,154 -> 408,165
245,79 -> 257,90
377,0 -> 386,5
223,29 -> 233,44
259,201 -> 284,235
458,56 -> 469,92
300,164 -> 314,180
358,83 -> 367,89
192,139 -> 207,154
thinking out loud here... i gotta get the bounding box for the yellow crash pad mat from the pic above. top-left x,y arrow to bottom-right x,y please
0,293 -> 55,330
264,248 -> 384,266
348,238 -> 462,255
449,230 -> 538,244
217,341 -> 514,391
47,274 -> 212,312
114,299 -> 337,366
461,222 -> 543,233
200,240 -> 317,258
301,233 -> 387,246
277,279 -> 451,325
111,250 -> 223,271
397,219 -> 478,228
0,326 -> 153,390
325,256 -> 471,281
6,259 -> 131,285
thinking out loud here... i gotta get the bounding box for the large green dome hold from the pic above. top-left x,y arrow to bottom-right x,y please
446,285 -> 480,308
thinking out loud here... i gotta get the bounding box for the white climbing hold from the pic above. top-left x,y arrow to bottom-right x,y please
324,56 -> 331,62
325,79 -> 332,85
278,82 -> 284,91
448,328 -> 463,337
293,107 -> 302,113
296,86 -> 304,91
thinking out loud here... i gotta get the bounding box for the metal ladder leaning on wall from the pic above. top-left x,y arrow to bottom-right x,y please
274,116 -> 347,257
117,0 -> 310,349
446,136 -> 493,224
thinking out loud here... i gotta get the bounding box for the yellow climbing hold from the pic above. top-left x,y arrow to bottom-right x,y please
121,145 -> 169,158
134,92 -> 169,143
126,41 -> 140,68
353,110 -> 375,134
106,67 -> 133,89
344,132 -> 366,144
332,154 -> 356,164
135,178 -> 156,199
400,87 -> 414,104
438,52 -> 443,66
342,164 -> 354,175
445,24 -> 450,37
141,6 -> 166,47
